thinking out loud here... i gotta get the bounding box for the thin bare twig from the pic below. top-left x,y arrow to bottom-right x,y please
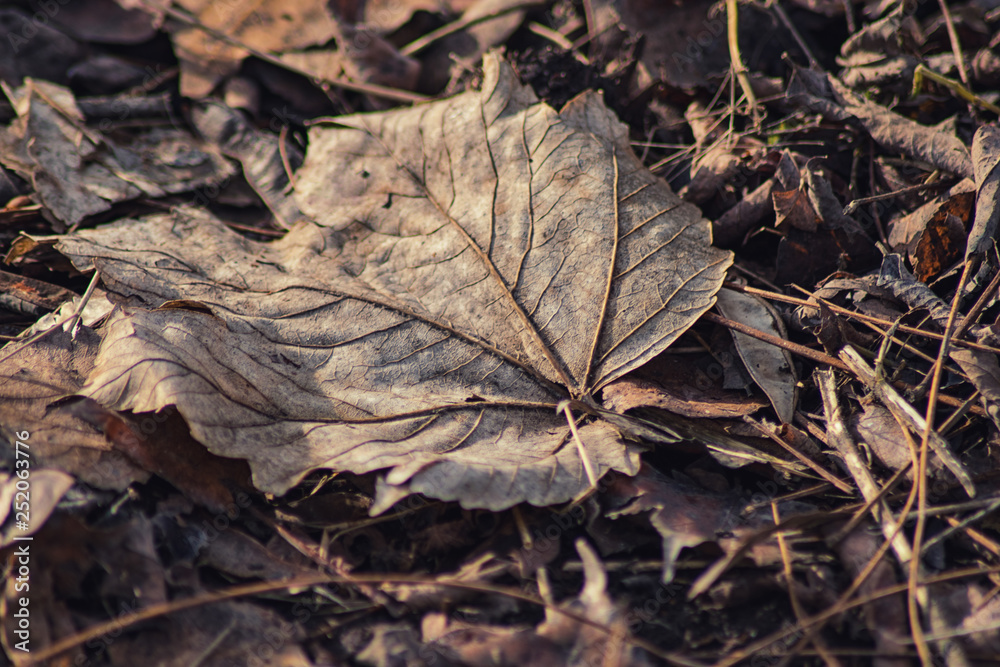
726,0 -> 760,122
838,346 -> 975,497
702,311 -> 849,370
771,501 -> 840,667
818,370 -> 914,567
726,282 -> 1000,357
20,572 -> 704,667
936,0 -> 969,86
559,401 -> 599,489
401,0 -> 541,57
767,0 -> 820,70
842,171 -> 943,216
913,64 -> 1000,116
746,416 -> 853,492
0,269 -> 102,366
909,260 -> 974,664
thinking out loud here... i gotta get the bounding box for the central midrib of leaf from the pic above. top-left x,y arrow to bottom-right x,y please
362,118 -> 621,405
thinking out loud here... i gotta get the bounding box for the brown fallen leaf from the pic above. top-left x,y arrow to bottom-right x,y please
912,209 -> 967,283
851,402 -> 921,477
887,185 -> 975,261
0,79 -> 233,226
0,327 -> 146,491
772,186 -> 820,232
786,64 -> 974,179
169,0 -> 341,98
340,0 -> 459,33
422,540 -> 650,666
600,355 -> 769,420
68,400 -> 252,513
602,463 -> 744,583
53,53 -> 732,512
280,28 -> 421,95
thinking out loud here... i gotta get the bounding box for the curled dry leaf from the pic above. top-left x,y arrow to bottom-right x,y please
54,54 -> 731,511
787,66 -> 974,179
826,75 -> 974,179
188,101 -> 306,229
0,79 -> 233,226
715,287 -> 797,423
968,124 -> 1000,262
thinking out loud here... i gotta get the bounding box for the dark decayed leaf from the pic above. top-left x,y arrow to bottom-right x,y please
826,75 -> 974,179
0,79 -> 233,226
615,0 -> 732,90
877,254 -> 1000,430
828,523 -> 909,665
788,67 -> 974,180
713,177 -> 774,247
603,464 -> 742,583
411,0 -> 544,93
53,54 -> 732,511
422,540 -> 650,667
107,601 -> 310,666
887,185 -> 975,264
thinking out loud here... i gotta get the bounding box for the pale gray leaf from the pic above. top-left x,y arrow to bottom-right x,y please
715,287 -> 797,423
55,54 -> 731,510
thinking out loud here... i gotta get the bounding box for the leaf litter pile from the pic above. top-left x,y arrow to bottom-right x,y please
1,0 -> 1000,665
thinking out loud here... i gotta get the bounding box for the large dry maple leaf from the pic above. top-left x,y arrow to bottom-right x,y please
53,54 -> 732,511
